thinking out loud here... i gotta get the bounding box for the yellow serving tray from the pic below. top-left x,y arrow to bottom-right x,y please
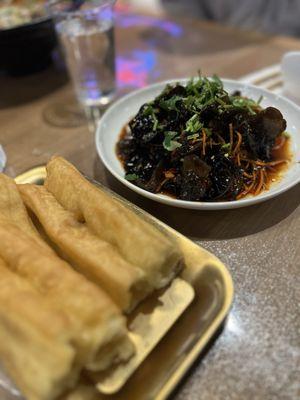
15,166 -> 234,400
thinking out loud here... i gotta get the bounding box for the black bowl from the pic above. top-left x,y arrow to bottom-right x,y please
0,16 -> 57,76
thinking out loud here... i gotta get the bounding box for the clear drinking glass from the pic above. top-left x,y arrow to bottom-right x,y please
47,0 -> 116,109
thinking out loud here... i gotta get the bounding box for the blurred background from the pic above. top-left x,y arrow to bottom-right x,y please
119,0 -> 300,37
0,0 -> 299,131
1,0 -> 299,81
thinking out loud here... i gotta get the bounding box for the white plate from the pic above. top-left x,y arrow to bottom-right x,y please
95,79 -> 300,210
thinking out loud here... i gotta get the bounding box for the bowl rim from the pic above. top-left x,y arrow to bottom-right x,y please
0,15 -> 52,34
95,77 -> 300,210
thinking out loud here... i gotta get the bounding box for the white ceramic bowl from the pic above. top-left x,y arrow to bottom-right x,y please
95,78 -> 300,210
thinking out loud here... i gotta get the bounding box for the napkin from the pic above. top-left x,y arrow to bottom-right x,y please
0,145 -> 6,173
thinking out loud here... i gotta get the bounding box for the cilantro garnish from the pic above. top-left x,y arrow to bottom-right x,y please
186,114 -> 203,133
142,104 -> 154,116
163,131 -> 182,151
187,133 -> 200,141
228,95 -> 262,115
134,74 -> 263,155
159,96 -> 182,112
204,128 -> 212,137
257,95 -> 263,105
221,143 -> 231,151
142,104 -> 159,131
125,173 -> 139,181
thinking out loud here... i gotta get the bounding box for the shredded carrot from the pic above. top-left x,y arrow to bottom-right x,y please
245,179 -> 257,195
243,161 -> 250,170
262,169 -> 268,189
237,180 -> 256,199
255,159 -> 288,167
243,171 -> 253,179
239,158 -> 288,168
237,170 -> 258,199
239,158 -> 255,163
165,170 -> 175,179
254,168 -> 265,195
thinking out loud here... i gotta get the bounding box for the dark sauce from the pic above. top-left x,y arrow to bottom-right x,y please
262,134 -> 292,191
116,124 -> 292,200
116,125 -> 129,164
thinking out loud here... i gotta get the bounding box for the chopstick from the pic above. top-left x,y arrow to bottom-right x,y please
240,64 -> 283,91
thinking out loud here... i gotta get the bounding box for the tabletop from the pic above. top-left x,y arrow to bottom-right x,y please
0,10 -> 299,400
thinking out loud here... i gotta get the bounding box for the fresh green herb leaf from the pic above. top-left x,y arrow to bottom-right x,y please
153,114 -> 159,131
247,106 -> 257,115
187,133 -> 200,141
204,128 -> 212,137
221,143 -> 231,151
185,74 -> 228,111
164,131 -> 178,139
216,97 -> 227,106
183,95 -> 195,109
163,131 -> 182,151
125,173 -> 139,181
142,104 -> 159,131
192,97 -> 205,110
186,114 -> 203,133
212,74 -> 223,88
142,104 -> 153,116
164,140 -> 182,151
230,96 -> 260,115
257,95 -> 263,105
159,95 -> 182,112
204,77 -> 214,98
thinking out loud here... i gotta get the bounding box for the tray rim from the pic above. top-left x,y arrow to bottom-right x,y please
14,165 -> 234,400
131,221 -> 234,400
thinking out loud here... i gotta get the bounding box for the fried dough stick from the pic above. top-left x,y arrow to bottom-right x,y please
0,173 -> 52,253
0,260 -> 77,400
0,222 -> 134,372
45,157 -> 183,289
19,184 -> 150,312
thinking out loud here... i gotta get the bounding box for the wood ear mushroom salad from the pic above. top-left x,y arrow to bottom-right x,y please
117,75 -> 291,201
